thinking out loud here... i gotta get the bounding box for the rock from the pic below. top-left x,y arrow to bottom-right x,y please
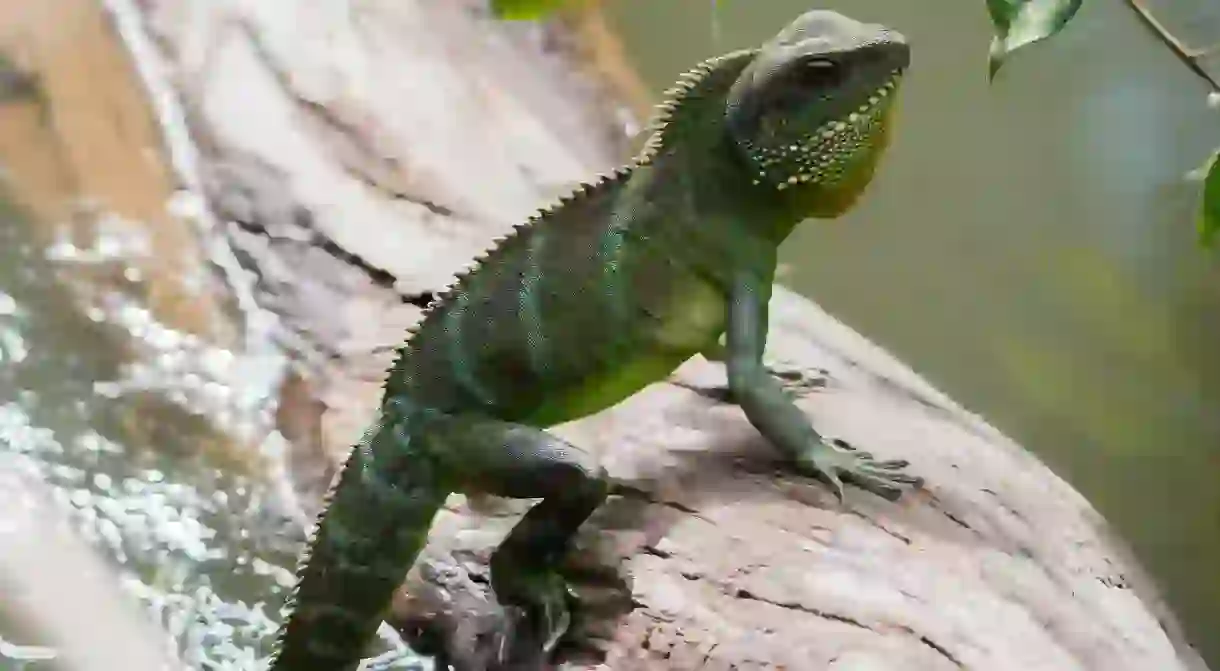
0,456 -> 179,671
107,0 -> 1210,669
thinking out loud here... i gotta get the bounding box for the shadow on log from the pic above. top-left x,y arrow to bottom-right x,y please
107,0 -> 1210,669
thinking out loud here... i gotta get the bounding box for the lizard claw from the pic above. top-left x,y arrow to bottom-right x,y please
796,437 -> 922,502
495,568 -> 576,666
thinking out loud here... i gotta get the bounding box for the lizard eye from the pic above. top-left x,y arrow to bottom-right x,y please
793,57 -> 843,90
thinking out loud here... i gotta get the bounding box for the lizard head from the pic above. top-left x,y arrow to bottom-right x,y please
725,10 -> 908,217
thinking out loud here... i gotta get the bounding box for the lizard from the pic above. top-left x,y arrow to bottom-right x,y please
268,9 -> 918,670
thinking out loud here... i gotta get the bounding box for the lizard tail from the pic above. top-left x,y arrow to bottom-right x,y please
268,408 -> 448,671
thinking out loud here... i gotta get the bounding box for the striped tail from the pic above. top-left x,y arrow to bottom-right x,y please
268,408 -> 447,671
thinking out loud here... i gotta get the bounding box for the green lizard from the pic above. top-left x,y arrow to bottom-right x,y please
269,9 -> 918,670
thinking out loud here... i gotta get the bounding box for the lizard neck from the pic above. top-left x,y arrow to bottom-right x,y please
634,139 -> 792,285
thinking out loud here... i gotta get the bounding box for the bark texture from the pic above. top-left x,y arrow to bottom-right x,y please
110,1 -> 1210,669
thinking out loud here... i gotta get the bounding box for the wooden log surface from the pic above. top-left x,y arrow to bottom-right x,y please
109,0 -> 1211,669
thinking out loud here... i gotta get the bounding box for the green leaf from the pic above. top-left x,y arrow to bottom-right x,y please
987,0 -> 1084,79
490,0 -> 570,20
1200,150 -> 1220,248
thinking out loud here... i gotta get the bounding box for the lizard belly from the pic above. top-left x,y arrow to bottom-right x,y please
524,277 -> 726,427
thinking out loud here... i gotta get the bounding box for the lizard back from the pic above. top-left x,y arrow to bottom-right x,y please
385,50 -> 770,426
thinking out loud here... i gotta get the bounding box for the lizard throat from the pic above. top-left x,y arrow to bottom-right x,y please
741,72 -> 902,216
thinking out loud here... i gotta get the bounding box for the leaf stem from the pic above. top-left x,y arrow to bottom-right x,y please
1123,0 -> 1220,92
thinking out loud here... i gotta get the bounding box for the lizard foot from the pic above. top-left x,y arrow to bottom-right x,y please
795,437 -> 922,502
491,562 -> 576,667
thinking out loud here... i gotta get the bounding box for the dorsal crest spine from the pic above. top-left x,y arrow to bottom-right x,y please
635,48 -> 758,163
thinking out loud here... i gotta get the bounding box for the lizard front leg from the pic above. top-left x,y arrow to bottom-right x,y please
723,271 -> 922,501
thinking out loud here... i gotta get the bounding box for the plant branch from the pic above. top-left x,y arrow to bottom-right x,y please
1124,0 -> 1220,92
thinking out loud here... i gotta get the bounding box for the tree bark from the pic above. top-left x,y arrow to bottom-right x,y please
109,0 -> 1210,669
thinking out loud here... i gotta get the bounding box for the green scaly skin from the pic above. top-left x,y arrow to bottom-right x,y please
269,10 -> 919,670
